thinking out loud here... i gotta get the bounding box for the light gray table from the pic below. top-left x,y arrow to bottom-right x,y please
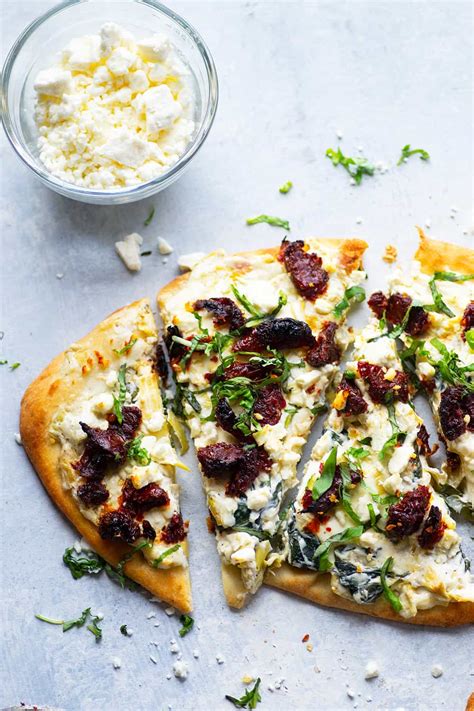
1,1 -> 473,710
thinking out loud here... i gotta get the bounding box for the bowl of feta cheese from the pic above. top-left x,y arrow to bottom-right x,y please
1,0 -> 218,204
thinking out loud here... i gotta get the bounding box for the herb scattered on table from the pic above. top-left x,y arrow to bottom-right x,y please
279,180 -> 293,194
144,206 -> 155,226
120,624 -> 129,636
397,144 -> 430,165
178,614 -> 194,637
225,678 -> 262,709
35,608 -> 103,641
325,147 -> 375,184
0,359 -> 21,370
246,215 -> 290,230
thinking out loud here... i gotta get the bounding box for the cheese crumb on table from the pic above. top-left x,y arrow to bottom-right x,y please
112,657 -> 122,669
33,23 -> 195,189
14,433 -> 22,445
115,233 -> 143,272
431,664 -> 443,678
173,660 -> 189,679
383,244 -> 398,263
158,237 -> 174,255
364,660 -> 379,679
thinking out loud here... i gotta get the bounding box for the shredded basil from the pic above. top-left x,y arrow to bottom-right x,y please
279,180 -> 293,194
326,147 -> 375,185
397,144 -> 430,165
36,607 -> 103,641
312,447 -> 338,499
225,677 -> 262,709
178,614 -> 194,637
231,285 -> 287,326
113,337 -> 137,356
466,329 -> 474,351
63,547 -> 105,579
379,402 -> 406,460
246,214 -> 290,230
127,435 -> 152,466
112,364 -> 128,424
380,556 -> 403,612
313,525 -> 364,572
144,206 -> 155,226
152,544 -> 180,567
333,285 -> 366,318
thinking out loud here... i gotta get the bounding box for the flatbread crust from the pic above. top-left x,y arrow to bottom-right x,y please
20,299 -> 192,613
415,228 -> 474,275
466,693 -> 474,711
157,238 -> 367,608
265,564 -> 474,627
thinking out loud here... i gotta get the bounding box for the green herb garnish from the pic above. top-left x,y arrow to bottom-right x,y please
10,362 -> 21,370
231,285 -> 287,326
36,608 -> 102,641
333,285 -> 366,318
120,624 -> 129,636
178,614 -> 194,637
141,250 -> 152,256
116,540 -> 152,577
246,215 -> 290,230
380,556 -> 403,612
226,678 -> 262,709
63,547 -> 105,579
113,337 -> 137,356
144,206 -> 155,226
112,364 -> 128,424
397,144 -> 430,165
424,338 -> 474,392
311,447 -> 338,499
379,402 -> 406,460
313,525 -> 364,572
127,435 -> 152,466
466,329 -> 474,351
152,544 -> 180,567
339,463 -> 362,524
284,405 -> 299,427
325,147 -> 375,185
424,272 -> 474,318
279,181 -> 293,194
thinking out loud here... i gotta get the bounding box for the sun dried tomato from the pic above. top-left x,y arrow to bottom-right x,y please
417,506 -> 446,549
98,510 -> 140,544
368,291 -> 388,319
225,446 -> 272,497
385,485 -> 430,541
154,343 -> 168,383
79,422 -> 127,460
142,520 -> 156,540
164,325 -> 188,364
446,449 -> 461,472
72,445 -> 109,480
121,479 -> 170,516
253,384 -> 286,425
307,322 -> 340,368
302,464 -> 361,518
222,361 -> 269,381
194,297 -> 245,331
405,306 -> 430,337
233,318 -> 315,352
439,386 -> 467,440
385,293 -> 412,326
109,406 -> 142,440
77,481 -> 109,506
461,301 -> 474,339
279,240 -> 329,300
357,361 -> 410,404
162,512 -> 187,543
416,424 -> 435,456
337,377 -> 368,415
197,442 -> 246,478
466,393 -> 474,433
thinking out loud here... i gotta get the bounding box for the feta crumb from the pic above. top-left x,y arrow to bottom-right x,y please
336,129 -> 343,139
364,660 -> 379,680
95,612 -> 104,621
267,684 -> 274,693
162,257 -> 168,264
34,67 -> 72,97
115,233 -> 143,272
170,640 -> 179,654
216,654 -> 225,664
355,217 -> 363,224
425,219 -> 432,228
242,675 -> 253,684
73,539 -> 82,554
56,273 -> 64,280
146,612 -> 156,619
177,252 -> 206,272
193,649 -> 200,659
126,628 -> 134,636
274,678 -> 284,690
112,657 -> 122,669
431,664 -> 443,678
154,622 -> 161,627
14,433 -> 22,445
150,655 -> 157,664
166,673 -> 172,680
158,236 -> 174,255
173,660 -> 189,679
347,688 -> 355,699
165,607 -> 176,616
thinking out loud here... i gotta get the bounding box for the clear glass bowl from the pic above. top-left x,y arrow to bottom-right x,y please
1,0 -> 218,204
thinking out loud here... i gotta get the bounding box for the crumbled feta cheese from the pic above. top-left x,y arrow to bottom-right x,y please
34,67 -> 72,97
143,85 -> 182,135
172,660 -> 189,679
177,252 -> 206,271
193,649 -> 199,658
165,607 -> 176,616
355,217 -> 363,224
158,237 -> 174,255
170,640 -> 179,654
112,657 -> 122,669
431,664 -> 443,678
137,34 -> 171,62
216,654 -> 225,664
346,688 -> 356,699
146,611 -> 156,619
56,273 -> 64,279
364,661 -> 379,679
150,655 -> 157,664
115,233 -> 143,272
97,131 -> 151,168
14,433 -> 22,445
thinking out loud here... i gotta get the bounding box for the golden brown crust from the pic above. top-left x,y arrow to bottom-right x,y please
415,228 -> 474,275
157,238 -> 367,608
466,692 -> 474,711
265,564 -> 474,627
20,299 -> 192,612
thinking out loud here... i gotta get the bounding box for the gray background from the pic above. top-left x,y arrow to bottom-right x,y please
1,1 -> 473,710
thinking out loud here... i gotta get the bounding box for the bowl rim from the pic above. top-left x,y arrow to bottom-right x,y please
1,0 -> 219,200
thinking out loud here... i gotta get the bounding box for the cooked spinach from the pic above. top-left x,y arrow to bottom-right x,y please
334,547 -> 383,604
287,515 -> 321,570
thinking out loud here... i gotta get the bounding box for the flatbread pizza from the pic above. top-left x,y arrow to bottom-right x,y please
266,307 -> 474,626
20,299 -> 192,612
158,238 -> 367,607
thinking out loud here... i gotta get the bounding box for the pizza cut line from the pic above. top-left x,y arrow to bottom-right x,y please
158,238 -> 368,607
266,306 -> 474,625
20,299 -> 192,612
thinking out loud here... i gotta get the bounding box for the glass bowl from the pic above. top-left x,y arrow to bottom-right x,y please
1,0 -> 218,204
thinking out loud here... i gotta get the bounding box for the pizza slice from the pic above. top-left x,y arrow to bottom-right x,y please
20,299 -> 192,612
158,237 -> 367,607
367,231 -> 474,511
266,311 -> 474,625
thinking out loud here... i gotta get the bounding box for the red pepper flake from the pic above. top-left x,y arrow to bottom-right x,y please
325,526 -> 332,532
302,634 -> 310,643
